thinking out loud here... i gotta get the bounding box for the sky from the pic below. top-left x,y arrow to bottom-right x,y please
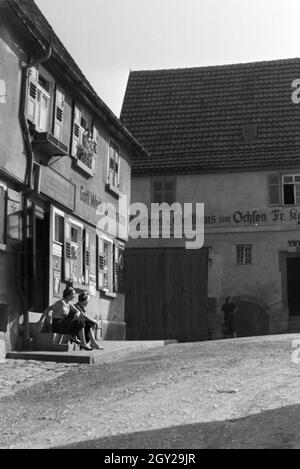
35,0 -> 300,117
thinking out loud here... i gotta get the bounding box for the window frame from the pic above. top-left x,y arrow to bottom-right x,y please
282,174 -> 300,206
151,177 -> 176,205
107,142 -> 121,190
236,244 -> 253,265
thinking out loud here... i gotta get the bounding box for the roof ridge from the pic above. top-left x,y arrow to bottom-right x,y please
129,57 -> 300,75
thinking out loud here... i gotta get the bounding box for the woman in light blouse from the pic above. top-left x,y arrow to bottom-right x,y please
38,287 -> 92,351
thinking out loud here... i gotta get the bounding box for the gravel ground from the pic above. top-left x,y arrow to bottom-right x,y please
0,335 -> 300,449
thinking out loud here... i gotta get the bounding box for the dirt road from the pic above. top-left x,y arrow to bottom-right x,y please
0,334 -> 300,449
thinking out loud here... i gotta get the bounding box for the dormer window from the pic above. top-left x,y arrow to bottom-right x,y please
242,123 -> 257,139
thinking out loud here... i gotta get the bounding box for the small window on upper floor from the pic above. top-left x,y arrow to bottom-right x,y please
268,173 -> 300,206
71,104 -> 98,177
107,143 -> 121,190
237,244 -> 252,265
152,179 -> 176,205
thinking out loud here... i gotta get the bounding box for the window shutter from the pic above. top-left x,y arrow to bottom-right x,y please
26,66 -> 39,123
72,105 -> 81,157
97,235 -> 104,290
74,227 -> 83,284
268,175 -> 281,205
116,154 -> 121,188
64,220 -> 71,282
83,229 -> 91,286
114,245 -> 124,293
53,86 -> 65,140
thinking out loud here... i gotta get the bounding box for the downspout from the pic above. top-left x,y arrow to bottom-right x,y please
19,46 -> 52,350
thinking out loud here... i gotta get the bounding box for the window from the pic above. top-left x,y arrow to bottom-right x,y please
71,105 -> 98,176
64,218 -> 83,285
283,175 -> 300,205
242,123 -> 257,139
152,179 -> 175,204
97,235 -> 114,292
108,144 -> 120,189
26,67 -> 52,132
237,245 -> 252,265
54,213 -> 64,244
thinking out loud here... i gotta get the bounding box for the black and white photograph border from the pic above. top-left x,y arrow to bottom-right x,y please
0,0 -> 300,452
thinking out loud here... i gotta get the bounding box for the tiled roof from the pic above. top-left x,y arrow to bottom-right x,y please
120,59 -> 300,174
3,0 -> 149,159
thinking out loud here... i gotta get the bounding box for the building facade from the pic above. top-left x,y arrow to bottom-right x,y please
0,0 -> 147,356
121,59 -> 300,339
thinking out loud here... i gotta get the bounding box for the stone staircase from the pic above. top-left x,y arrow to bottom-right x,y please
288,316 -> 300,333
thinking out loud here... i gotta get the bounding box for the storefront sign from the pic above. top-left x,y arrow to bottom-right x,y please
40,167 -> 75,211
203,208 -> 300,226
80,186 -> 102,209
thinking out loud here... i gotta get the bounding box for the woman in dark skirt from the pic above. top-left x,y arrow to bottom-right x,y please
38,287 -> 92,350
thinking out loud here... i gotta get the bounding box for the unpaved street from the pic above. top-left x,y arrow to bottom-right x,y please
0,335 -> 300,449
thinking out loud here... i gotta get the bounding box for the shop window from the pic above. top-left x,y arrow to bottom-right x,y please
97,235 -> 114,292
64,219 -> 84,285
237,245 -> 252,265
152,179 -> 175,204
54,213 -> 64,244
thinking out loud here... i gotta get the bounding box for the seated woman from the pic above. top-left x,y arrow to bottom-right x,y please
75,292 -> 104,350
38,287 -> 92,351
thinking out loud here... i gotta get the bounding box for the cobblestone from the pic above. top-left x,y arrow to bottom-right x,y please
0,359 -> 79,399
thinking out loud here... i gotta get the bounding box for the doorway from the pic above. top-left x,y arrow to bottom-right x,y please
125,248 -> 209,341
287,257 -> 300,317
34,215 -> 49,311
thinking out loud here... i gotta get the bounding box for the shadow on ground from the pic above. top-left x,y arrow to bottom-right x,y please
54,404 -> 300,449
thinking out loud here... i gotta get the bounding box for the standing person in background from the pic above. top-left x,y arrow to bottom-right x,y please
75,292 -> 104,350
221,296 -> 238,338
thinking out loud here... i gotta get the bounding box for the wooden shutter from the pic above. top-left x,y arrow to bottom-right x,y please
83,229 -> 91,286
64,219 -> 71,282
268,175 -> 281,205
71,105 -> 81,156
26,66 -> 39,123
0,186 -> 6,245
53,86 -> 65,140
114,245 -> 124,293
91,123 -> 98,174
96,235 -> 104,290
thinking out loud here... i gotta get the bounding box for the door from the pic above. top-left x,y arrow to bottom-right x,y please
287,257 -> 300,317
34,215 -> 49,311
125,248 -> 208,341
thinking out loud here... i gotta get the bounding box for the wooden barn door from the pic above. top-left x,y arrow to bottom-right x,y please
125,248 -> 208,341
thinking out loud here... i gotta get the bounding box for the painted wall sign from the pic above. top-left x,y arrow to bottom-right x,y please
40,167 -> 75,211
80,186 -> 102,209
203,208 -> 300,226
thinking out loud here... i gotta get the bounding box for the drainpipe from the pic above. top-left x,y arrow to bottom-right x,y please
19,46 -> 52,350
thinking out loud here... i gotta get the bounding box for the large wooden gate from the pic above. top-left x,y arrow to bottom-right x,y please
125,248 -> 208,342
